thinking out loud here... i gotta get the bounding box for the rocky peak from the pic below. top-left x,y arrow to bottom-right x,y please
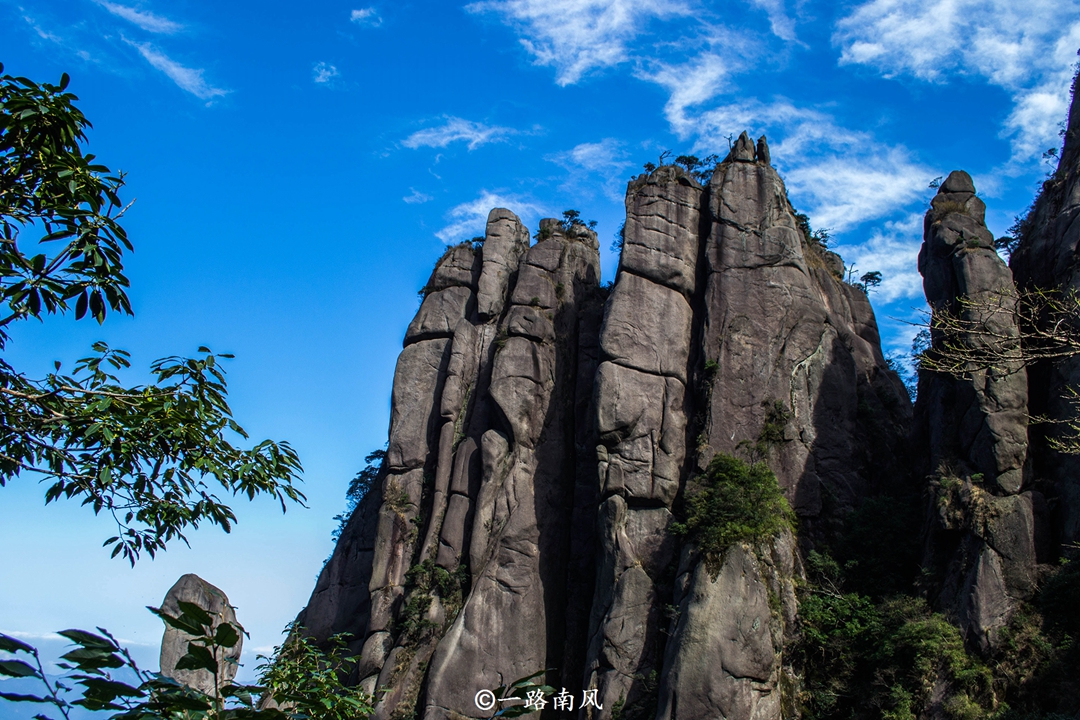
725,130 -> 772,165
916,170 -> 1037,652
301,134 -> 913,720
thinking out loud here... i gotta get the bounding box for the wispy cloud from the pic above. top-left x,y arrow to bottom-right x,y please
466,0 -> 696,85
313,61 -> 339,84
835,0 -> 1080,165
436,191 -> 543,243
403,188 -> 433,204
747,0 -> 796,41
95,1 -> 183,34
833,213 -> 925,304
403,117 -> 516,151
21,14 -> 64,43
639,51 -> 741,133
350,8 -> 382,26
547,138 -> 632,199
125,40 -> 228,101
651,92 -> 933,232
781,146 -> 930,233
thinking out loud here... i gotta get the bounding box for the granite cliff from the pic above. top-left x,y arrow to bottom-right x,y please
296,78 -> 1080,720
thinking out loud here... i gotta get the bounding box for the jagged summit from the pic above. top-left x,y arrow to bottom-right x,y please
297,81 -> 1080,714
300,141 -> 910,719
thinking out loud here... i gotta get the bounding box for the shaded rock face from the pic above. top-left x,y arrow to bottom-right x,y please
301,140 -> 910,719
1010,73 -> 1080,548
914,171 -> 1046,652
159,574 -> 242,695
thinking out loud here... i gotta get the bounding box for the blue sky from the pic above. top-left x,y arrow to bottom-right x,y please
2,0 -> 1079,690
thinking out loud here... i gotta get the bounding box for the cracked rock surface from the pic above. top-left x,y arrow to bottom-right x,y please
298,141 -> 913,719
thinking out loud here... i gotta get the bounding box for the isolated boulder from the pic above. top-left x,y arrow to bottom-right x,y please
158,574 -> 242,695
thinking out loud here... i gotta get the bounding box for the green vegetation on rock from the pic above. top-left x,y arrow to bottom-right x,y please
671,452 -> 794,576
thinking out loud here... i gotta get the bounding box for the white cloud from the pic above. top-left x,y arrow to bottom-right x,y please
782,148 -> 930,232
436,191 -> 543,243
126,40 -> 228,101
835,0 -> 1080,163
95,1 -> 183,33
641,52 -> 738,135
312,62 -> 339,84
403,188 -> 433,204
22,14 -> 63,43
403,117 -> 516,151
547,138 -> 632,199
350,8 -> 382,26
833,213 -> 925,304
466,0 -> 695,85
662,95 -> 933,232
747,0 -> 796,41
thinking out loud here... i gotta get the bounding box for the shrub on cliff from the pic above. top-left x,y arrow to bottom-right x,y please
671,452 -> 794,576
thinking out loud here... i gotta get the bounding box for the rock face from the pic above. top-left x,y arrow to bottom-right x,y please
1009,70 -> 1080,548
301,137 -> 912,719
159,574 -> 242,695
305,212 -> 604,718
914,171 -> 1038,651
653,142 -> 908,720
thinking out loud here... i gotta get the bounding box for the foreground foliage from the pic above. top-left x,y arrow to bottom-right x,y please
0,603 -> 373,719
0,64 -> 305,562
799,541 -> 1080,720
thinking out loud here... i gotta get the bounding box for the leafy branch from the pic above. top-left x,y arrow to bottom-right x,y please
0,342 -> 305,564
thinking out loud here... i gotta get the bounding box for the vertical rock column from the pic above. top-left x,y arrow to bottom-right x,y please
917,170 -> 1036,651
421,220 -> 602,719
362,241 -> 480,703
582,165 -> 701,714
657,134 -> 808,720
657,133 -> 908,719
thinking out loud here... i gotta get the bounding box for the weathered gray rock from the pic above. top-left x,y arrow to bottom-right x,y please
620,165 -> 703,296
656,545 -> 783,720
730,130 -> 756,162
299,147 -> 911,719
386,339 -> 450,471
915,171 -> 1037,649
756,135 -> 771,165
477,209 -> 529,319
423,244 -> 481,294
600,271 -> 693,383
423,225 -> 602,720
405,286 -> 473,344
595,361 -> 685,503
158,575 -> 241,696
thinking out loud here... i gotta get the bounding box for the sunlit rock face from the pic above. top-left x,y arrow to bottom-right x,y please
159,574 -> 242,695
298,134 -> 912,720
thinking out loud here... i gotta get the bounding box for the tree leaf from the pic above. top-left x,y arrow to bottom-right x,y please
0,633 -> 36,654
0,659 -> 40,678
214,622 -> 240,649
57,629 -> 115,650
175,645 -> 217,674
0,692 -> 53,703
176,601 -> 215,629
